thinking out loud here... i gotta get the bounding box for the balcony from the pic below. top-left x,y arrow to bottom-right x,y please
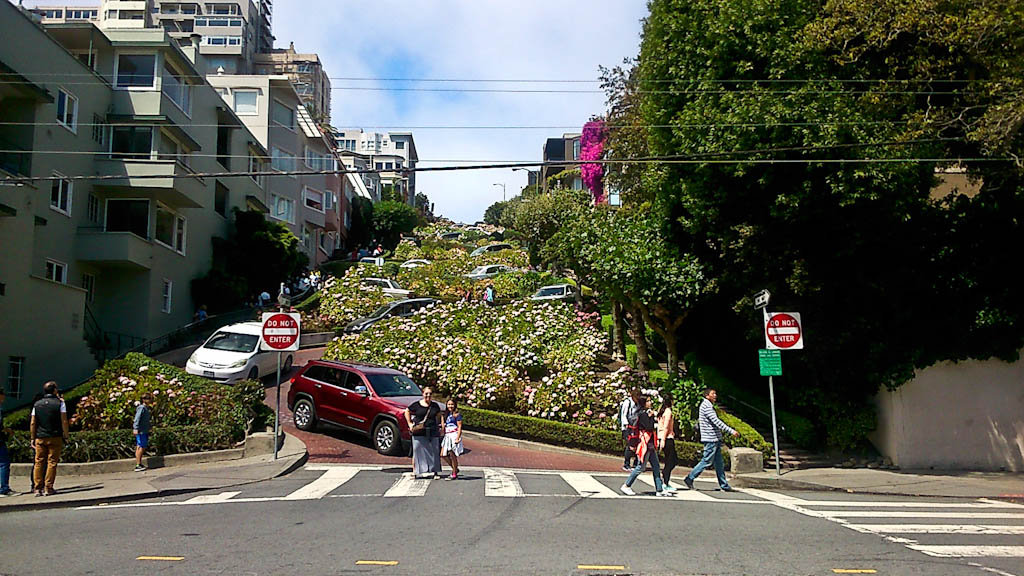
76,228 -> 153,270
303,207 -> 325,229
95,158 -> 204,208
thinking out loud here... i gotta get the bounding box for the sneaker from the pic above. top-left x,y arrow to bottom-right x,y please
44,489 -> 57,496
619,484 -> 635,496
656,490 -> 673,497
134,465 -> 147,472
661,484 -> 677,492
719,485 -> 734,492
621,465 -> 632,472
683,477 -> 694,490
35,490 -> 44,497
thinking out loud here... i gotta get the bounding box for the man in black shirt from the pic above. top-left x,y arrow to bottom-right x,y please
30,381 -> 69,496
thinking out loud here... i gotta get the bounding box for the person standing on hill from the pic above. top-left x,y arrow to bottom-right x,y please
683,388 -> 739,492
30,381 -> 69,496
133,393 -> 153,472
620,395 -> 670,496
657,395 -> 678,490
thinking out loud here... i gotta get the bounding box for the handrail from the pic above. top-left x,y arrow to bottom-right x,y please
119,307 -> 258,360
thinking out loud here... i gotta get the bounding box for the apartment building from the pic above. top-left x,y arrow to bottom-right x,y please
540,133 -> 583,192
30,0 -> 273,74
254,42 -> 331,125
0,2 -> 267,407
208,74 -> 346,265
334,130 -> 418,205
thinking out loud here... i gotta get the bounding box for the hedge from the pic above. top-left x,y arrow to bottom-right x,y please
460,405 -> 729,469
5,424 -> 241,464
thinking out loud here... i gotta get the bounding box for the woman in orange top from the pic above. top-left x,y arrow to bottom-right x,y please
657,395 -> 678,490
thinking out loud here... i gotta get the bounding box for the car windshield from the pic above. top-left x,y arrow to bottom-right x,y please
367,373 -> 422,397
370,304 -> 394,318
204,331 -> 259,353
536,287 -> 562,297
470,266 -> 488,274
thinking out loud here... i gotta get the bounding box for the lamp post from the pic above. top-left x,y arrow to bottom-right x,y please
512,166 -> 539,189
492,182 -> 506,202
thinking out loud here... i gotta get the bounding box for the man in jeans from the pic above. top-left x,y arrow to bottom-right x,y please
618,388 -> 640,471
0,388 -> 13,496
30,381 -> 69,496
683,388 -> 739,492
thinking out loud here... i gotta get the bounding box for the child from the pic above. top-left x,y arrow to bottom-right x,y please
440,399 -> 463,480
133,393 -> 153,472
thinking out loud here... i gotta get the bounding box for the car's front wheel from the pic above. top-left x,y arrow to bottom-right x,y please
247,366 -> 259,381
373,420 -> 402,456
292,398 -> 317,431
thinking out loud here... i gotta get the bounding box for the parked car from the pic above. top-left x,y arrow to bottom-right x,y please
359,256 -> 385,267
440,231 -> 462,241
529,284 -> 578,302
186,322 -> 293,383
470,243 -> 513,257
464,264 -> 512,280
360,277 -> 413,299
287,360 -> 442,455
344,298 -> 441,333
399,259 -> 431,269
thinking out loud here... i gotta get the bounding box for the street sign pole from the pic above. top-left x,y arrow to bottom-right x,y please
768,373 -> 780,476
260,308 -> 301,462
275,351 -> 281,460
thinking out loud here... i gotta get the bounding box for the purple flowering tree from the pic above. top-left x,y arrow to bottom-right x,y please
580,120 -> 606,203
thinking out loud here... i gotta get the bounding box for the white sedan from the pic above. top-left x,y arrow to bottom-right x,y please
186,322 -> 294,383
399,259 -> 431,269
465,264 -> 512,280
360,277 -> 413,299
529,284 -> 578,302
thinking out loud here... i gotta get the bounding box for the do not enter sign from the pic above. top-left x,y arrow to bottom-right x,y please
261,312 -> 301,352
765,312 -> 803,350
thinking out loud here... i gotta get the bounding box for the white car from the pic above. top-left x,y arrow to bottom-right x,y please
399,259 -> 431,269
465,264 -> 512,280
470,243 -> 513,257
359,256 -> 385,266
529,284 -> 578,302
360,277 -> 413,299
186,322 -> 294,383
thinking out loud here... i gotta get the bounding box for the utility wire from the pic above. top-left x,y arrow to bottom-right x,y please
0,120 -> 933,129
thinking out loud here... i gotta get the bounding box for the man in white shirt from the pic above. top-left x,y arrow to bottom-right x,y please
618,388 -> 640,471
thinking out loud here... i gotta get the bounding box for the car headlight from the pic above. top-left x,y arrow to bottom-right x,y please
187,353 -> 198,364
228,358 -> 249,369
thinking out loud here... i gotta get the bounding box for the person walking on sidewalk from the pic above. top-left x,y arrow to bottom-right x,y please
620,396 -> 670,496
657,395 -> 678,490
440,399 -> 464,480
683,388 -> 739,492
619,388 -> 640,471
30,382 -> 69,496
133,393 -> 153,472
0,388 -> 13,496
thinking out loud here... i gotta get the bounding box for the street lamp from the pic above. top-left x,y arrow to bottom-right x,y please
492,182 -> 506,202
512,166 -> 539,188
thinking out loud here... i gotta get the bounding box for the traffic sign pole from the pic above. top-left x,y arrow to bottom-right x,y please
763,308 -> 781,475
262,305 -> 300,461
275,350 -> 281,460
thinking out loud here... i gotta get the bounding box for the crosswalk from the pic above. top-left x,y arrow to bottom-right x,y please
743,487 -> 1024,563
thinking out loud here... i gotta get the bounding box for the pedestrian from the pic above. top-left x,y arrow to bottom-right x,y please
440,399 -> 463,480
619,388 -> 640,471
620,395 -> 670,496
193,305 -> 208,322
133,393 -> 153,472
683,388 -> 740,492
30,381 -> 69,496
657,395 -> 678,489
405,386 -> 442,479
259,290 -> 271,308
0,388 -> 13,497
484,284 -> 496,307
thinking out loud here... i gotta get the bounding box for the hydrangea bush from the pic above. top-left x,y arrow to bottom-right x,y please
316,266 -> 393,328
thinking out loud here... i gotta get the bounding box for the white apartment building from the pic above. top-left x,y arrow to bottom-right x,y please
334,130 -> 418,206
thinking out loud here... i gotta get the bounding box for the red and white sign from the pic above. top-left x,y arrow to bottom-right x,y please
261,312 -> 301,352
765,312 -> 803,350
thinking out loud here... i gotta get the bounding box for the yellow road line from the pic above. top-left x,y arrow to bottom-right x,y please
136,556 -> 184,561
578,565 -> 627,571
832,570 -> 877,574
355,560 -> 399,566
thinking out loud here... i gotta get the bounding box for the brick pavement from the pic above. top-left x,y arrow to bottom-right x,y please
262,347 -> 624,472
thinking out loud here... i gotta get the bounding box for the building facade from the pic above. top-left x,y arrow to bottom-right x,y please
254,42 -> 331,125
334,129 -> 418,205
1,2 -> 267,407
540,133 -> 582,192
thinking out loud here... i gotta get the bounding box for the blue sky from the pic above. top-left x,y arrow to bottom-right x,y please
20,0 -> 649,222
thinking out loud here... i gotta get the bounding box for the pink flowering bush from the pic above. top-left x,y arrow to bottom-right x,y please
580,120 -> 606,203
315,267 -> 393,328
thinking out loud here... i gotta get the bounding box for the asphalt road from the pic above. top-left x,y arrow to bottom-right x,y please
2,466 -> 1022,576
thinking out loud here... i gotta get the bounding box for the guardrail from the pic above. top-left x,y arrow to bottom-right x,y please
120,307 -> 259,360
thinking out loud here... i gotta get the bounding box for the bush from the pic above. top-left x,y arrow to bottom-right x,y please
5,424 -> 240,463
460,405 -> 724,468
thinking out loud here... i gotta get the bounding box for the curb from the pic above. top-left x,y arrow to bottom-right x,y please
460,429 -> 623,462
731,473 -> 843,493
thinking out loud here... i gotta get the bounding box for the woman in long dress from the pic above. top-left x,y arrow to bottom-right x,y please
405,386 -> 442,479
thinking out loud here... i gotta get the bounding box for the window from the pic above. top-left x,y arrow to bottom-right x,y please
375,162 -> 383,171
214,182 -> 228,217
91,114 -> 105,145
161,279 -> 172,313
87,194 -> 100,223
385,162 -> 393,170
45,259 -> 67,284
50,174 -> 72,216
7,357 -> 24,399
81,273 -> 96,303
573,139 -> 581,161
233,90 -> 258,115
271,100 -> 295,129
324,190 -> 334,211
395,141 -> 405,149
302,227 -> 311,250
161,61 -> 191,113
111,126 -> 152,159
155,205 -> 186,254
271,147 -> 296,173
116,54 -> 157,88
216,125 -> 230,169
56,89 -> 78,132
304,187 -> 324,212
248,154 -> 264,188
270,194 -> 294,223
182,5 -> 196,14
106,199 -> 149,238
158,131 -> 190,166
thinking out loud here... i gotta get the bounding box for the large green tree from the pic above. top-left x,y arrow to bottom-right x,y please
373,200 -> 422,250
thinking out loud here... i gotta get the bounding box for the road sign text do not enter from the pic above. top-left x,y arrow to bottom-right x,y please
261,312 -> 301,352
764,312 -> 803,350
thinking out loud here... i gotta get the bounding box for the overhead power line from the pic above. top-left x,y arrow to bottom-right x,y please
0,120 -> 912,129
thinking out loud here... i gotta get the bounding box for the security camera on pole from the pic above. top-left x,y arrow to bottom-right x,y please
262,284 -> 300,460
753,289 -> 804,476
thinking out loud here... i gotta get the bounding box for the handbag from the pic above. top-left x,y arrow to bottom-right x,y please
411,405 -> 432,434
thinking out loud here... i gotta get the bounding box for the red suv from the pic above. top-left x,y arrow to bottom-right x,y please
287,360 -> 437,455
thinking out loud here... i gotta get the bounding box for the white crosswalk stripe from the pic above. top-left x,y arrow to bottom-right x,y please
383,472 -> 431,498
285,467 -> 362,500
484,468 -> 524,497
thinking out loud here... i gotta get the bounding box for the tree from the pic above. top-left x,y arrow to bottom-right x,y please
499,188 -> 590,266
372,200 -> 421,250
347,196 -> 374,250
483,200 -> 510,226
380,185 -> 403,203
414,192 -> 434,221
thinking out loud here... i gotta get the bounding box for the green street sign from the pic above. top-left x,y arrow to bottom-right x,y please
759,349 -> 782,377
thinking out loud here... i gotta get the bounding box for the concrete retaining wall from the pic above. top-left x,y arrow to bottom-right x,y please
871,349 -> 1024,471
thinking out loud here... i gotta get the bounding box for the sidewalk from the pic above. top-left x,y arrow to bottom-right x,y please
733,466 -> 1024,499
0,433 -> 307,512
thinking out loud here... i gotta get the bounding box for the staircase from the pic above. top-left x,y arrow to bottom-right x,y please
766,439 -> 838,470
